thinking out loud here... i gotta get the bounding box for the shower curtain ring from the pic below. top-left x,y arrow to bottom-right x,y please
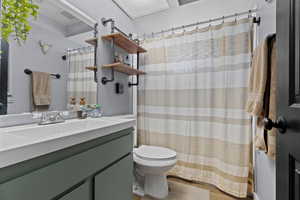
248,10 -> 252,18
196,22 -> 200,30
209,19 -> 212,27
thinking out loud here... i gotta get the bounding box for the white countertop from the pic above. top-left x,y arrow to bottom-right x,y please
0,117 -> 135,169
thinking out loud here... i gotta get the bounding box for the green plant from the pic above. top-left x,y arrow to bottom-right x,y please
1,0 -> 39,44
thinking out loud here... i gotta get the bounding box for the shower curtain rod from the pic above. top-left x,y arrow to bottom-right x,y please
142,9 -> 259,38
67,46 -> 94,52
62,46 -> 94,60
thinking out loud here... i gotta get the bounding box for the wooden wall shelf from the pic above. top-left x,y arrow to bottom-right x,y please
85,38 -> 97,46
86,66 -> 97,71
86,33 -> 147,54
102,63 -> 146,75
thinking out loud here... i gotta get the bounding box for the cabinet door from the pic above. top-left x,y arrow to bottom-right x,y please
0,133 -> 132,200
59,182 -> 90,200
95,154 -> 133,200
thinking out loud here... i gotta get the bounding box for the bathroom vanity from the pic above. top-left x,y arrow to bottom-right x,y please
0,117 -> 135,200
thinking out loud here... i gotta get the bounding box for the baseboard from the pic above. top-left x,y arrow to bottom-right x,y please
253,192 -> 260,200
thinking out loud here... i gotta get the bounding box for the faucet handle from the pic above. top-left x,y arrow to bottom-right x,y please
49,114 -> 56,121
51,112 -> 65,122
55,112 -> 64,120
40,112 -> 48,121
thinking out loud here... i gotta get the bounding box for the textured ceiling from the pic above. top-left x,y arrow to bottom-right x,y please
113,0 -> 170,18
178,0 -> 201,6
38,0 -> 80,26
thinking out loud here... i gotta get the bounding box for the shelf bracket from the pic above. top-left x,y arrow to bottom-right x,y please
102,37 -> 116,85
128,52 -> 140,87
101,17 -> 115,33
128,75 -> 139,87
93,23 -> 99,83
101,17 -> 132,38
102,68 -> 115,85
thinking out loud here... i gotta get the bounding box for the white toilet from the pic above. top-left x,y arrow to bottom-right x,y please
133,145 -> 177,199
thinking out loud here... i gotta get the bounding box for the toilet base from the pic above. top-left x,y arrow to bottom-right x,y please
133,181 -> 145,197
144,174 -> 168,199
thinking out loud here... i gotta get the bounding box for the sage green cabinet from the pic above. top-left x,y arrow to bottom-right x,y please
59,182 -> 90,200
95,154 -> 133,200
0,129 -> 133,200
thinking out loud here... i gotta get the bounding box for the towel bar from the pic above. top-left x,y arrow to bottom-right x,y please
24,69 -> 61,79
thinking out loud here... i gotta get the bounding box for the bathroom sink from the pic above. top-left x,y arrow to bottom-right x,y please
4,119 -> 113,138
0,117 -> 135,168
2,119 -> 114,139
0,133 -> 33,152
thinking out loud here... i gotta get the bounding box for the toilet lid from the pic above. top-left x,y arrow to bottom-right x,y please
135,145 -> 176,160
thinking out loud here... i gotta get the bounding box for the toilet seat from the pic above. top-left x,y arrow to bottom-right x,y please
134,145 -> 177,167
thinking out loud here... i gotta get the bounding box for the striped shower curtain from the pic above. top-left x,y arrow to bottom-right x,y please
67,49 -> 97,106
137,19 -> 253,198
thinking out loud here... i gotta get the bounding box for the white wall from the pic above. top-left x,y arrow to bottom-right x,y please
8,22 -> 80,114
134,0 -> 257,35
67,0 -> 137,116
255,1 -> 276,200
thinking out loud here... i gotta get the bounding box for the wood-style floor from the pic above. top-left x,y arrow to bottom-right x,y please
133,177 -> 253,200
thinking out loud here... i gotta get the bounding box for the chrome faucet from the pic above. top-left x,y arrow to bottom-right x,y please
39,112 -> 65,125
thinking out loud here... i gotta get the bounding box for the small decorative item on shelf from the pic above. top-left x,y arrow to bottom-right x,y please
70,97 -> 76,105
79,97 -> 86,105
77,104 -> 89,119
124,55 -> 131,66
89,104 -> 102,118
68,97 -> 77,111
77,110 -> 88,119
114,52 -> 123,63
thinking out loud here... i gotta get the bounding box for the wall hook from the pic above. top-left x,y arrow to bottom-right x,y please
195,22 -> 200,30
253,17 -> 261,25
235,13 -> 238,22
182,25 -> 186,33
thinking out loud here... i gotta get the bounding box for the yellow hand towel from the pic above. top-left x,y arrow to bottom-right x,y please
246,39 -> 269,117
246,35 -> 277,159
32,71 -> 51,106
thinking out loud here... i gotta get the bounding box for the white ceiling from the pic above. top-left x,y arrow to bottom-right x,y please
38,0 -> 80,26
178,0 -> 201,6
33,0 -> 94,37
113,0 -> 170,19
